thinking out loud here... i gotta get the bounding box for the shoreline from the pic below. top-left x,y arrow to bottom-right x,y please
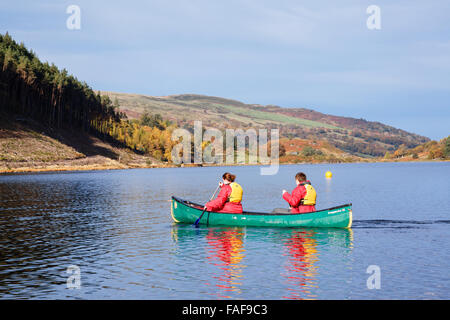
1,158 -> 448,175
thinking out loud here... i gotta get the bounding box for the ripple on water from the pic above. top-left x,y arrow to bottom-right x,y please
1,164 -> 449,299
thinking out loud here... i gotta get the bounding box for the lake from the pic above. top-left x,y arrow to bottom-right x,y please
0,162 -> 449,299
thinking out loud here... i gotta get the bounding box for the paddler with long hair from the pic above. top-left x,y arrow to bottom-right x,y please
205,172 -> 244,214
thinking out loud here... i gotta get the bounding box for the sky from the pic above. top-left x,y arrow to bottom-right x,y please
1,0 -> 449,139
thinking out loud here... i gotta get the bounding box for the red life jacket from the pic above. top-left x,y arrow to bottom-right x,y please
282,181 -> 317,214
206,183 -> 243,213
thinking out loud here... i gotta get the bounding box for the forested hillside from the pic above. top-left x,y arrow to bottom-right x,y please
0,32 -> 442,172
0,32 -> 176,166
0,33 -> 123,135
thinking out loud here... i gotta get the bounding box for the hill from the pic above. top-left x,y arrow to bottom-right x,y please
384,136 -> 450,161
0,112 -> 160,173
102,91 -> 430,158
0,32 -> 436,172
0,32 -> 176,172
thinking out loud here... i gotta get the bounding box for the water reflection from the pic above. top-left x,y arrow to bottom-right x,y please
0,177 -> 131,298
205,227 -> 246,298
172,225 -> 354,299
282,229 -> 319,299
2,163 -> 449,299
280,228 -> 353,299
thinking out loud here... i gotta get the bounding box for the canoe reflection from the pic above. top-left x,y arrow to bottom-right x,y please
171,225 -> 353,299
282,229 -> 319,299
282,228 -> 353,300
205,228 -> 246,298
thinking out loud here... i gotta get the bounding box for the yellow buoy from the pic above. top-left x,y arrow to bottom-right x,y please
325,171 -> 332,179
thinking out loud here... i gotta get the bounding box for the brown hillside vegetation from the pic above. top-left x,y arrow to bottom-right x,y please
279,137 -> 362,163
0,113 -> 161,173
384,136 -> 450,161
103,91 -> 430,158
0,32 -> 442,173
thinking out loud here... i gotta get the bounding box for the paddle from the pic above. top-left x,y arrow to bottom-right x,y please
194,184 -> 220,227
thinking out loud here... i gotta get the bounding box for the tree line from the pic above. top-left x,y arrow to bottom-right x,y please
384,136 -> 450,160
0,32 -> 176,161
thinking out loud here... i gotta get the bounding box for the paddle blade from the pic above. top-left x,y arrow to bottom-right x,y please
194,208 -> 206,227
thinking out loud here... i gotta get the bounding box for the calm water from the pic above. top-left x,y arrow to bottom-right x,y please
0,162 -> 449,299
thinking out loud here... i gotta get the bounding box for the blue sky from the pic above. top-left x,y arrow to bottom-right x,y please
1,0 -> 449,139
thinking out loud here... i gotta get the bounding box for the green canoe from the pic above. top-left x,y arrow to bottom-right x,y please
171,196 -> 352,228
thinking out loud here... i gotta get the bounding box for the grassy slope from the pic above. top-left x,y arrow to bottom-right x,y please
219,104 -> 340,129
102,91 -> 340,129
102,91 -> 429,158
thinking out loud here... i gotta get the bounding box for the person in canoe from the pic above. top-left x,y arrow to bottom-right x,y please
204,172 -> 243,213
281,172 -> 317,214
